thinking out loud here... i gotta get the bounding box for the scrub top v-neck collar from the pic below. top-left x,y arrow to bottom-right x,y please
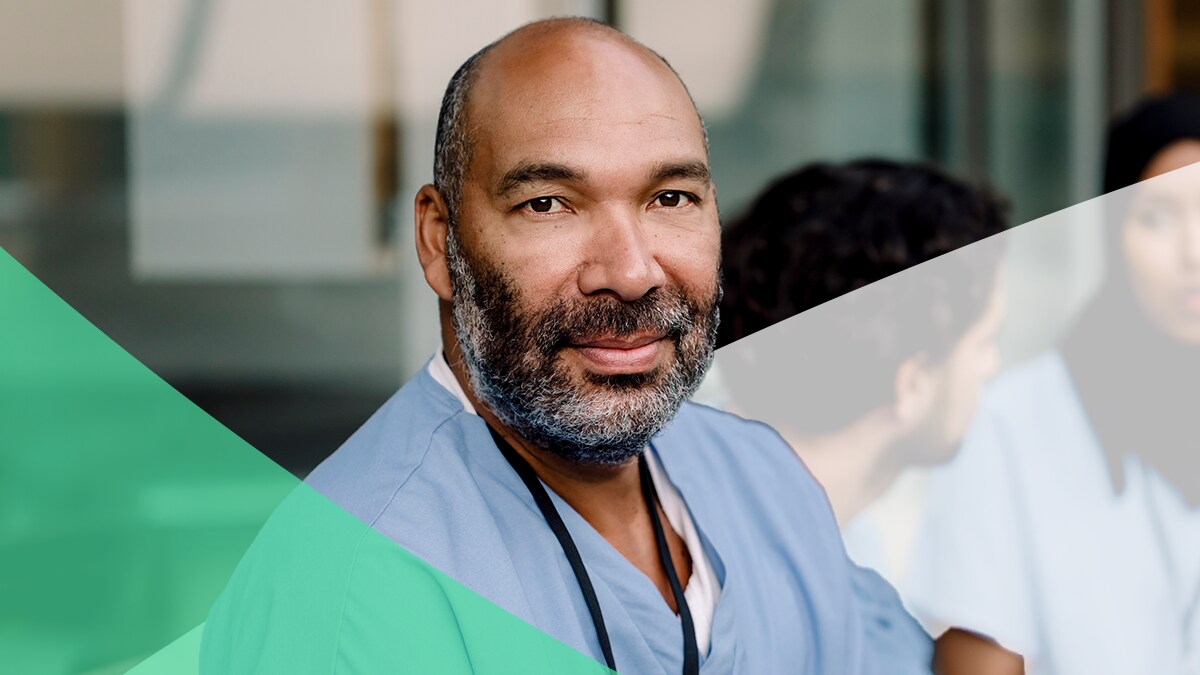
539,445 -> 737,672
427,349 -> 726,663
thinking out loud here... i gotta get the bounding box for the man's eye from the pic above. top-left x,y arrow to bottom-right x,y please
1133,205 -> 1175,230
523,197 -> 566,214
654,192 -> 694,208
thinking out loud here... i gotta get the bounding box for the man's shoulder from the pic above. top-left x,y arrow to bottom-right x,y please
667,400 -> 791,444
658,401 -> 834,518
304,368 -> 479,525
661,401 -> 808,475
658,403 -> 870,668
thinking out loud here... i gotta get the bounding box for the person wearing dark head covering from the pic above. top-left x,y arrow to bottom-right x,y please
1102,92 -> 1200,195
899,93 -> 1200,675
1065,92 -> 1200,504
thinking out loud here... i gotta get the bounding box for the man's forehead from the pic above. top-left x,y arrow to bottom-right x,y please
467,24 -> 706,158
493,158 -> 712,198
478,20 -> 668,85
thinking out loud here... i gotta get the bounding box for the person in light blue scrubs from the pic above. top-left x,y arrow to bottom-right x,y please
201,17 -> 919,674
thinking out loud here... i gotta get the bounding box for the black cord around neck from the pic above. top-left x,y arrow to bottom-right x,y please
488,426 -> 617,672
488,425 -> 700,675
640,453 -> 700,675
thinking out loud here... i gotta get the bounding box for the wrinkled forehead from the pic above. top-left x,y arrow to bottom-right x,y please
467,31 -> 708,175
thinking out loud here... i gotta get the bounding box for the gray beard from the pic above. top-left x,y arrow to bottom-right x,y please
444,226 -> 719,465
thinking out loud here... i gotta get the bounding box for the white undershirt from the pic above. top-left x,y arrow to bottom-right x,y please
428,349 -> 720,654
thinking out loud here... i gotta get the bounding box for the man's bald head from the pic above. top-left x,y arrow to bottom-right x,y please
432,17 -> 706,224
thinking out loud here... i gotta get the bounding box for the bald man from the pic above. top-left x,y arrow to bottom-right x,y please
201,19 -> 922,674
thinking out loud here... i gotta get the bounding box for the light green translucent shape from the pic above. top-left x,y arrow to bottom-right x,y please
0,247 -> 295,672
0,248 -> 608,674
202,483 -> 611,674
127,626 -> 202,675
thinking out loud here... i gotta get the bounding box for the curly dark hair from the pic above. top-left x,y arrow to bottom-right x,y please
719,159 -> 1009,432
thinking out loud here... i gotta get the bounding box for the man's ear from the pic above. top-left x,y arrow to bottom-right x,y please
893,352 -> 935,425
415,184 -> 454,302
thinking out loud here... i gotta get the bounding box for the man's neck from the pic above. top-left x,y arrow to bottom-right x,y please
783,410 -> 905,527
439,312 -> 691,608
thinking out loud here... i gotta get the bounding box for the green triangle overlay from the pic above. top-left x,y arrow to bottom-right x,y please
0,248 -> 608,674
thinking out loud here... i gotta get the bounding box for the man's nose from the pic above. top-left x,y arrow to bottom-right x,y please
577,209 -> 667,301
981,342 -> 1002,380
1182,216 -> 1200,270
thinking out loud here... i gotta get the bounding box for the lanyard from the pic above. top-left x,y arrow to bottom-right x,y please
488,426 -> 700,675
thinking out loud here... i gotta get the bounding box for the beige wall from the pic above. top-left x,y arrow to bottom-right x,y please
0,1 -> 125,107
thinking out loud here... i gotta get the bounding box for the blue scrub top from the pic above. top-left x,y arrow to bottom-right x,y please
203,364 -> 927,673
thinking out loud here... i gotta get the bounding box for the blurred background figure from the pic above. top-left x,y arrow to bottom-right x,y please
717,159 -> 1019,674
1069,93 -> 1200,504
900,93 -> 1200,675
719,159 -> 1008,524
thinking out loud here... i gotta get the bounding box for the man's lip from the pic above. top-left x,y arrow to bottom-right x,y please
1181,287 -> 1200,313
570,333 -> 666,350
569,335 -> 667,373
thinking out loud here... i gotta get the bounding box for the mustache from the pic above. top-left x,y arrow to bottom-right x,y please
528,288 -> 698,355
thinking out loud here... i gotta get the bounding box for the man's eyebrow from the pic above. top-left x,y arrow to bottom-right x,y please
649,161 -> 712,185
496,163 -> 586,197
